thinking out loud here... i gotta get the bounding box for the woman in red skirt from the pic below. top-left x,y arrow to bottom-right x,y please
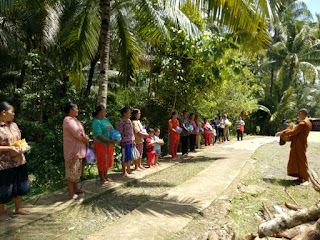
92,106 -> 117,185
203,118 -> 212,146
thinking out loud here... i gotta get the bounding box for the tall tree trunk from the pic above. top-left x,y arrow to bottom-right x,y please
97,0 -> 111,107
185,93 -> 188,110
171,88 -> 178,113
147,77 -> 152,98
85,53 -> 99,98
17,63 -> 26,89
270,68 -> 274,97
14,63 -> 27,117
61,74 -> 69,98
287,60 -> 295,91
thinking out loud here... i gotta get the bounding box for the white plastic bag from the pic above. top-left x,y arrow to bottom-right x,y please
132,146 -> 140,160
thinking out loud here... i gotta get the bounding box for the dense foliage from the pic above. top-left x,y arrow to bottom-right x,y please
0,0 -> 319,188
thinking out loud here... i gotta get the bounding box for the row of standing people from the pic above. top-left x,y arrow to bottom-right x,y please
0,101 -> 246,220
62,103 -> 165,200
212,115 -> 246,142
168,111 -> 246,158
0,101 -> 165,221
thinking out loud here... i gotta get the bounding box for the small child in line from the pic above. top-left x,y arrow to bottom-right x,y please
146,128 -> 156,167
153,128 -> 164,166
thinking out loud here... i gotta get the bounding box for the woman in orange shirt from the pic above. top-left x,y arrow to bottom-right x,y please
168,111 -> 180,159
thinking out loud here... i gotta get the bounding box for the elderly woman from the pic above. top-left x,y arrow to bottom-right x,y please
0,102 -> 30,221
92,106 -> 117,185
61,101 -> 89,200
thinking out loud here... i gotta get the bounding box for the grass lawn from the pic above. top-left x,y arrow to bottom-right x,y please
230,141 -> 320,237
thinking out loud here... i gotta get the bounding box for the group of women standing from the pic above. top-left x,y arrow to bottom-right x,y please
168,110 -> 215,158
62,103 -> 154,199
168,111 -> 246,158
0,100 -> 245,221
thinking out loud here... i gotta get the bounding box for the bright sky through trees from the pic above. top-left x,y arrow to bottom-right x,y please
303,0 -> 320,19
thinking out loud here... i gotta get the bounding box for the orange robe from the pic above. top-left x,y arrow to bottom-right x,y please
284,118 -> 312,181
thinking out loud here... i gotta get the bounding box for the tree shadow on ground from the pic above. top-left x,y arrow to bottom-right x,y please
179,156 -> 226,163
1,155 -> 222,239
263,177 -> 302,187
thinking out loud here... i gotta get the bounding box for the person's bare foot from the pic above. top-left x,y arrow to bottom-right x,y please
106,178 -> 113,182
127,170 -> 134,174
70,194 -> 80,200
122,173 -> 130,178
101,180 -> 109,185
135,167 -> 143,171
301,181 -> 310,186
15,208 -> 31,215
0,214 -> 11,221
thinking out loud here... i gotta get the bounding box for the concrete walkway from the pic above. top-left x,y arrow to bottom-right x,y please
0,159 -> 176,236
89,142 -> 257,240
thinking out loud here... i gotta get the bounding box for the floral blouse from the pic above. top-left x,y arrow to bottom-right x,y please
0,121 -> 26,170
117,119 -> 135,147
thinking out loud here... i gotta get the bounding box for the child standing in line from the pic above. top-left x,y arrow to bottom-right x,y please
153,128 -> 164,166
146,128 -> 156,167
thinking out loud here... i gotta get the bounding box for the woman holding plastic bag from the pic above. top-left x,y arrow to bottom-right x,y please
61,102 -> 89,200
168,111 -> 180,159
92,106 -> 117,185
131,109 -> 148,171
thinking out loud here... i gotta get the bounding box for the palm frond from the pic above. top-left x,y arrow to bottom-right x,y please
197,0 -> 283,48
43,1 -> 63,45
0,0 -> 16,11
299,61 -> 319,81
69,62 -> 86,90
258,104 -> 271,115
135,0 -> 170,42
270,86 -> 295,123
112,0 -> 140,85
60,0 -> 100,89
161,0 -> 201,38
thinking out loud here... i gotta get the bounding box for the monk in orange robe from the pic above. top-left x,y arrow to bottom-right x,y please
280,109 -> 312,182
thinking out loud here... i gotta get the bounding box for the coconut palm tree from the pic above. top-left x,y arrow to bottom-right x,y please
1,0 -> 286,107
262,22 -> 319,95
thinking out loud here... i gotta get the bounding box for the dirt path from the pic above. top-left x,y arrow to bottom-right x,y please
173,133 -> 320,240
1,137 -> 277,240
89,138 -> 276,240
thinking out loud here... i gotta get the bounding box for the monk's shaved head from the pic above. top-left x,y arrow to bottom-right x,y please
299,108 -> 308,117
